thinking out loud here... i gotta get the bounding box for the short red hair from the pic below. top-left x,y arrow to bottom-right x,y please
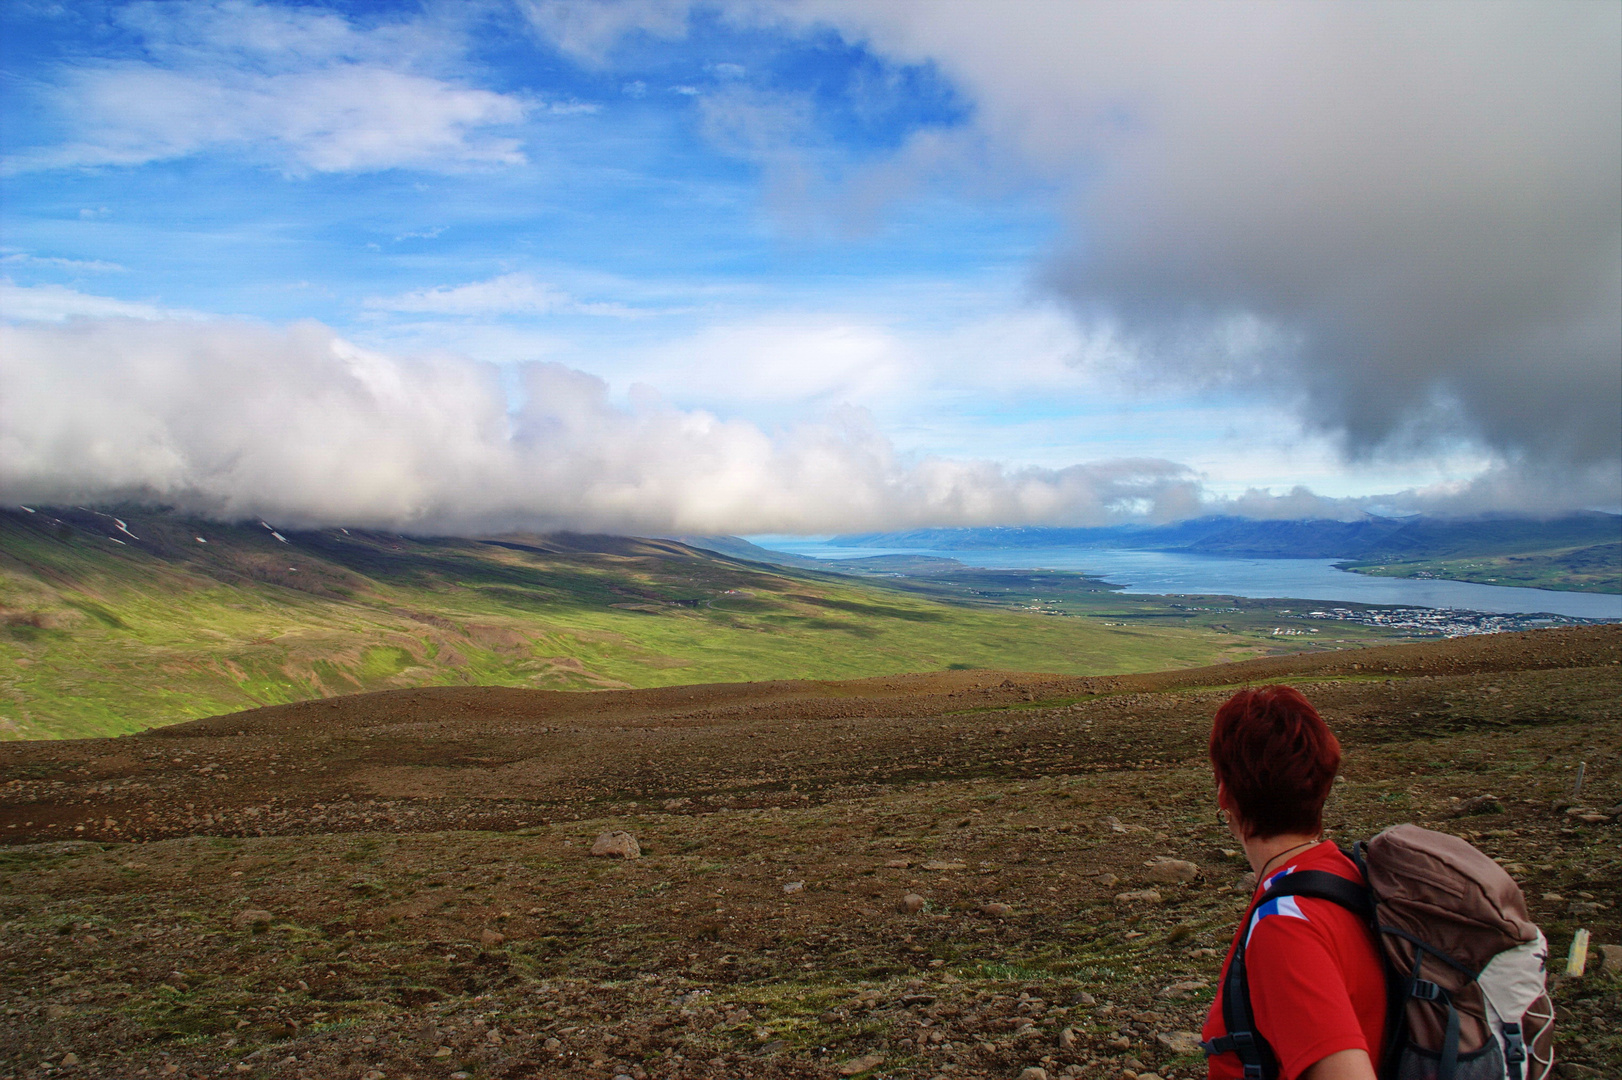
1209,685 -> 1341,839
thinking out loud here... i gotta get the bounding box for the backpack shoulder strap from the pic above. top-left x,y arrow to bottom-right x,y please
1201,932 -> 1279,1080
1257,869 -> 1374,922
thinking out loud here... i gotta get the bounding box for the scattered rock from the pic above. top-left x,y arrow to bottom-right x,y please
590,830 -> 641,859
1058,1026 -> 1078,1049
1092,872 -> 1120,889
543,1038 -> 562,1053
1567,900 -> 1601,916
897,893 -> 926,914
232,909 -> 273,929
1115,889 -> 1163,905
434,1046 -> 453,1058
1594,943 -> 1622,971
1158,980 -> 1208,999
59,1053 -> 79,1067
1072,990 -> 1096,1006
1143,857 -> 1199,884
839,1053 -> 884,1075
1018,1069 -> 1049,1080
884,859 -> 912,868
980,901 -> 1012,918
480,927 -> 505,948
46,1004 -> 69,1019
922,860 -> 966,871
1156,1030 -> 1204,1055
1452,795 -> 1504,816
783,880 -> 805,894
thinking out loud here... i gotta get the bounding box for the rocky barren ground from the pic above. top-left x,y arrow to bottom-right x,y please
1,627 -> 1619,1080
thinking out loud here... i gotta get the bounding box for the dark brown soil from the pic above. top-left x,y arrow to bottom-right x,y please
2,627 -> 1618,1080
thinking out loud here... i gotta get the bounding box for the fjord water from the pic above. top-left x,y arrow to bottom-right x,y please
751,540 -> 1622,620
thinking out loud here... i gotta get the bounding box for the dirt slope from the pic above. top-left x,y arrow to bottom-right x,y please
0,627 -> 1617,1080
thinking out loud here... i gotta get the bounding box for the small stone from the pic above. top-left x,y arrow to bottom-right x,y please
591,830 -> 641,859
885,859 -> 912,868
434,1046 -> 453,1058
1595,943 -> 1622,971
485,1029 -> 502,1044
232,908 -> 274,928
898,893 -> 926,914
543,1038 -> 562,1052
1156,1030 -> 1204,1055
1018,1069 -> 1049,1080
1454,795 -> 1503,817
1093,873 -> 1119,889
840,1053 -> 885,1075
234,1066 -> 251,1075
1058,1026 -> 1078,1049
1143,858 -> 1199,884
783,880 -> 805,894
1568,901 -> 1601,916
1073,990 -> 1096,1006
980,902 -> 1013,918
1542,893 -> 1565,903
362,1072 -> 385,1080
481,928 -> 505,948
922,860 -> 967,871
1114,889 -> 1163,905
59,1053 -> 79,1067
46,1004 -> 69,1019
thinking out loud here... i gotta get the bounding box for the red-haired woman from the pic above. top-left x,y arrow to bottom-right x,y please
1201,686 -> 1386,1080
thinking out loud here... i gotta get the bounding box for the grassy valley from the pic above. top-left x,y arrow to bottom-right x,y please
1,507 -> 1407,741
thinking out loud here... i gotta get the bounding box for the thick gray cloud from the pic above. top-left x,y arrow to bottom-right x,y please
0,317 -> 1219,533
738,1 -> 1622,480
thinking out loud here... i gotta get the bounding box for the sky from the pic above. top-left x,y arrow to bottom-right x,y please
1,0 -> 1618,535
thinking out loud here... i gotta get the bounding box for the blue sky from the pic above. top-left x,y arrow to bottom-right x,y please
2,1 -> 1617,534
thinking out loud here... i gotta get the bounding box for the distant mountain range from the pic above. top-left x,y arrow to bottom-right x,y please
825,513 -> 1621,562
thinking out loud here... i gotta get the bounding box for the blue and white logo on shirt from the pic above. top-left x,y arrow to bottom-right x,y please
1246,865 -> 1311,944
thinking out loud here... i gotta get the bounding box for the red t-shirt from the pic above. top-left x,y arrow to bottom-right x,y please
1203,841 -> 1387,1080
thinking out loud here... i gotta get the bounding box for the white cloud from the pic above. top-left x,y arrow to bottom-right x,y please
0,280 -> 197,322
1,252 -> 126,273
7,3 -> 528,174
517,0 -> 692,66
0,315 -> 1227,533
364,274 -> 637,318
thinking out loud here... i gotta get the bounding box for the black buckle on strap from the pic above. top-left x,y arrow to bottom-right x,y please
1502,1021 -> 1525,1063
1411,979 -> 1444,1002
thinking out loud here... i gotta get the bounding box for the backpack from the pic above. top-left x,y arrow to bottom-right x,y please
1202,824 -> 1555,1080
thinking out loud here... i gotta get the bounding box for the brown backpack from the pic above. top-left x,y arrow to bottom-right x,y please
1204,825 -> 1555,1080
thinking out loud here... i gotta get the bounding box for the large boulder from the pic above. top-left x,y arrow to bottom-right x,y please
590,830 -> 641,859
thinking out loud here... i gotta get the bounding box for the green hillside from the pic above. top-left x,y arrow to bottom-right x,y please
0,506 -> 1402,741
1344,541 -> 1622,593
